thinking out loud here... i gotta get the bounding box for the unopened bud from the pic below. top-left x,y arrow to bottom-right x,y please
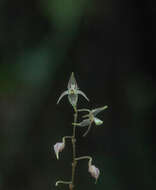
54,142 -> 65,160
88,164 -> 100,183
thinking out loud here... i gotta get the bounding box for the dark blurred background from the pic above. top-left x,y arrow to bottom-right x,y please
0,0 -> 155,190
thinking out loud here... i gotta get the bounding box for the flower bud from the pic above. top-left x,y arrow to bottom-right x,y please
88,164 -> 100,183
54,142 -> 65,160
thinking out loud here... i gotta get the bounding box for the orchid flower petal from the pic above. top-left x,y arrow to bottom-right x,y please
68,94 -> 78,107
57,90 -> 68,104
93,117 -> 103,125
67,72 -> 78,90
79,119 -> 91,127
77,90 -> 89,101
73,119 -> 91,127
91,105 -> 108,116
83,122 -> 92,137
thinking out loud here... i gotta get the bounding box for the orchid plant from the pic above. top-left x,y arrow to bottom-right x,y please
54,72 -> 108,190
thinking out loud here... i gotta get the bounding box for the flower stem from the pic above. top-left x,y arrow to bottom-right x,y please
62,136 -> 73,144
70,106 -> 78,190
77,109 -> 90,112
75,156 -> 92,166
55,180 -> 72,186
83,123 -> 92,137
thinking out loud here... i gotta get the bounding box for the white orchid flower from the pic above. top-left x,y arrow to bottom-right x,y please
57,72 -> 89,108
73,105 -> 108,136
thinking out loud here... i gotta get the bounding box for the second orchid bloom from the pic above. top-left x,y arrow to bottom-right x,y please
73,105 -> 108,136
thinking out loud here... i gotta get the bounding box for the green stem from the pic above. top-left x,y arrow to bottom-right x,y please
82,123 -> 92,137
75,156 -> 92,166
62,136 -> 72,144
55,180 -> 72,186
77,109 -> 90,112
70,106 -> 78,190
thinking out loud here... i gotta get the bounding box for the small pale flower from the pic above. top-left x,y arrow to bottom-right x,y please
54,142 -> 65,160
57,72 -> 89,108
88,164 -> 100,183
73,106 -> 108,136
78,105 -> 108,126
73,116 -> 103,128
